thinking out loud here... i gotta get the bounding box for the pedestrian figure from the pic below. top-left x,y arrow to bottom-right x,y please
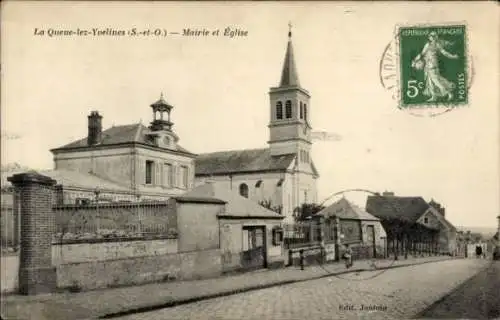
475,245 -> 483,259
342,244 -> 353,268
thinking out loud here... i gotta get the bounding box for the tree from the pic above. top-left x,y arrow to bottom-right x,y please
258,199 -> 283,215
293,203 -> 325,222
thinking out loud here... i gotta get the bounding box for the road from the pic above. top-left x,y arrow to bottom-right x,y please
115,259 -> 491,320
418,260 -> 500,319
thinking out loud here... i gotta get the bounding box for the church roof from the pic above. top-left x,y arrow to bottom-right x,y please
279,31 -> 300,87
318,197 -> 380,221
195,148 -> 318,177
178,183 -> 283,219
51,123 -> 194,156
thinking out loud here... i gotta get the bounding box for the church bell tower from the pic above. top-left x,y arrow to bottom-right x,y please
268,24 -> 312,159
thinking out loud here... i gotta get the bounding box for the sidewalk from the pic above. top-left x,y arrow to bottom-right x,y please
1,255 -> 453,320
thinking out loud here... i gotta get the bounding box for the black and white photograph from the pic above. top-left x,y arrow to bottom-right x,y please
1,2 -> 499,320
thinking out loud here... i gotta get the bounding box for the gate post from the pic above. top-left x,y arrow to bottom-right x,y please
8,172 -> 57,295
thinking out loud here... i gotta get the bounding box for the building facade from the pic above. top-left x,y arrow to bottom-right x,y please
50,96 -> 197,202
5,27 -> 319,224
195,28 -> 319,223
366,192 -> 457,255
317,198 -> 387,259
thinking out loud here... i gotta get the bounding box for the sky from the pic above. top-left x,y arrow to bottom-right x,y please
1,2 -> 499,228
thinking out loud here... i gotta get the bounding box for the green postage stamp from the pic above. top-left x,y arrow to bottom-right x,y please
396,24 -> 468,109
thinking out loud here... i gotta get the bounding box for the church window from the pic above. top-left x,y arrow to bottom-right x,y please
239,183 -> 249,198
304,103 -> 308,121
145,160 -> 154,185
276,101 -> 283,120
285,100 -> 292,119
300,102 -> 304,119
277,178 -> 284,187
255,180 -> 262,188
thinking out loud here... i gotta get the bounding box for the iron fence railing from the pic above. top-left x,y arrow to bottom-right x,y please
53,201 -> 176,243
283,222 -> 324,249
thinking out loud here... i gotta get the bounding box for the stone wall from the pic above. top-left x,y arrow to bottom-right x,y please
57,248 -> 222,291
287,242 -> 337,266
52,238 -> 178,265
176,201 -> 222,253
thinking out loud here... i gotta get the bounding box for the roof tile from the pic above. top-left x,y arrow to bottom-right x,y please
365,195 -> 430,223
194,148 -> 296,176
52,123 -> 194,155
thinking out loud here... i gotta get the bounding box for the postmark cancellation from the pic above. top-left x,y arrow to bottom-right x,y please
380,22 -> 472,115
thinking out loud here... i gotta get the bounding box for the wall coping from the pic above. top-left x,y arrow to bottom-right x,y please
217,215 -> 284,220
174,196 -> 226,205
7,172 -> 57,186
52,234 -> 177,245
53,201 -> 172,210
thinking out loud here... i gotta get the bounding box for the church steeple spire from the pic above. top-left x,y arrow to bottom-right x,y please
279,22 -> 300,87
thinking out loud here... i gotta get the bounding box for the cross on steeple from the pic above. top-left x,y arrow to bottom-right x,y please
288,21 -> 292,38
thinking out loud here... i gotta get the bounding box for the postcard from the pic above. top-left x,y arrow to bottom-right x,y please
1,2 -> 499,320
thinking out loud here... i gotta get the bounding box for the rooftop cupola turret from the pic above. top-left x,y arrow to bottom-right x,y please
149,93 -> 174,132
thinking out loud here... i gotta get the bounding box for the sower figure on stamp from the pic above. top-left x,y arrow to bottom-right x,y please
342,244 -> 353,269
412,31 -> 459,102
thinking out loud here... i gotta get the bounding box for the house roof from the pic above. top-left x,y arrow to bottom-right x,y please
178,182 -> 283,219
2,169 -> 132,193
426,206 -> 457,232
365,195 -> 431,223
318,197 -> 380,221
195,147 -> 318,177
51,123 -> 194,156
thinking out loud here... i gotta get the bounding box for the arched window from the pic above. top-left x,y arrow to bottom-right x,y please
239,183 -> 249,198
304,103 -> 308,121
276,101 -> 283,120
285,100 -> 292,119
299,102 -> 304,119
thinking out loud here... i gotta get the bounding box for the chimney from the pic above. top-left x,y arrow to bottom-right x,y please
382,191 -> 394,197
439,207 -> 445,216
87,111 -> 103,146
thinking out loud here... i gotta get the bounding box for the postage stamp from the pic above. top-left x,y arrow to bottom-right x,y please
395,24 -> 468,109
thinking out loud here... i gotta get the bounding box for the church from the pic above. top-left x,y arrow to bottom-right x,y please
9,27 -> 319,223
194,27 -> 319,222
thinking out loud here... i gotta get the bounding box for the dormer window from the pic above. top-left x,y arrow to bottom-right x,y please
164,136 -> 171,147
285,100 -> 292,119
276,101 -> 283,120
